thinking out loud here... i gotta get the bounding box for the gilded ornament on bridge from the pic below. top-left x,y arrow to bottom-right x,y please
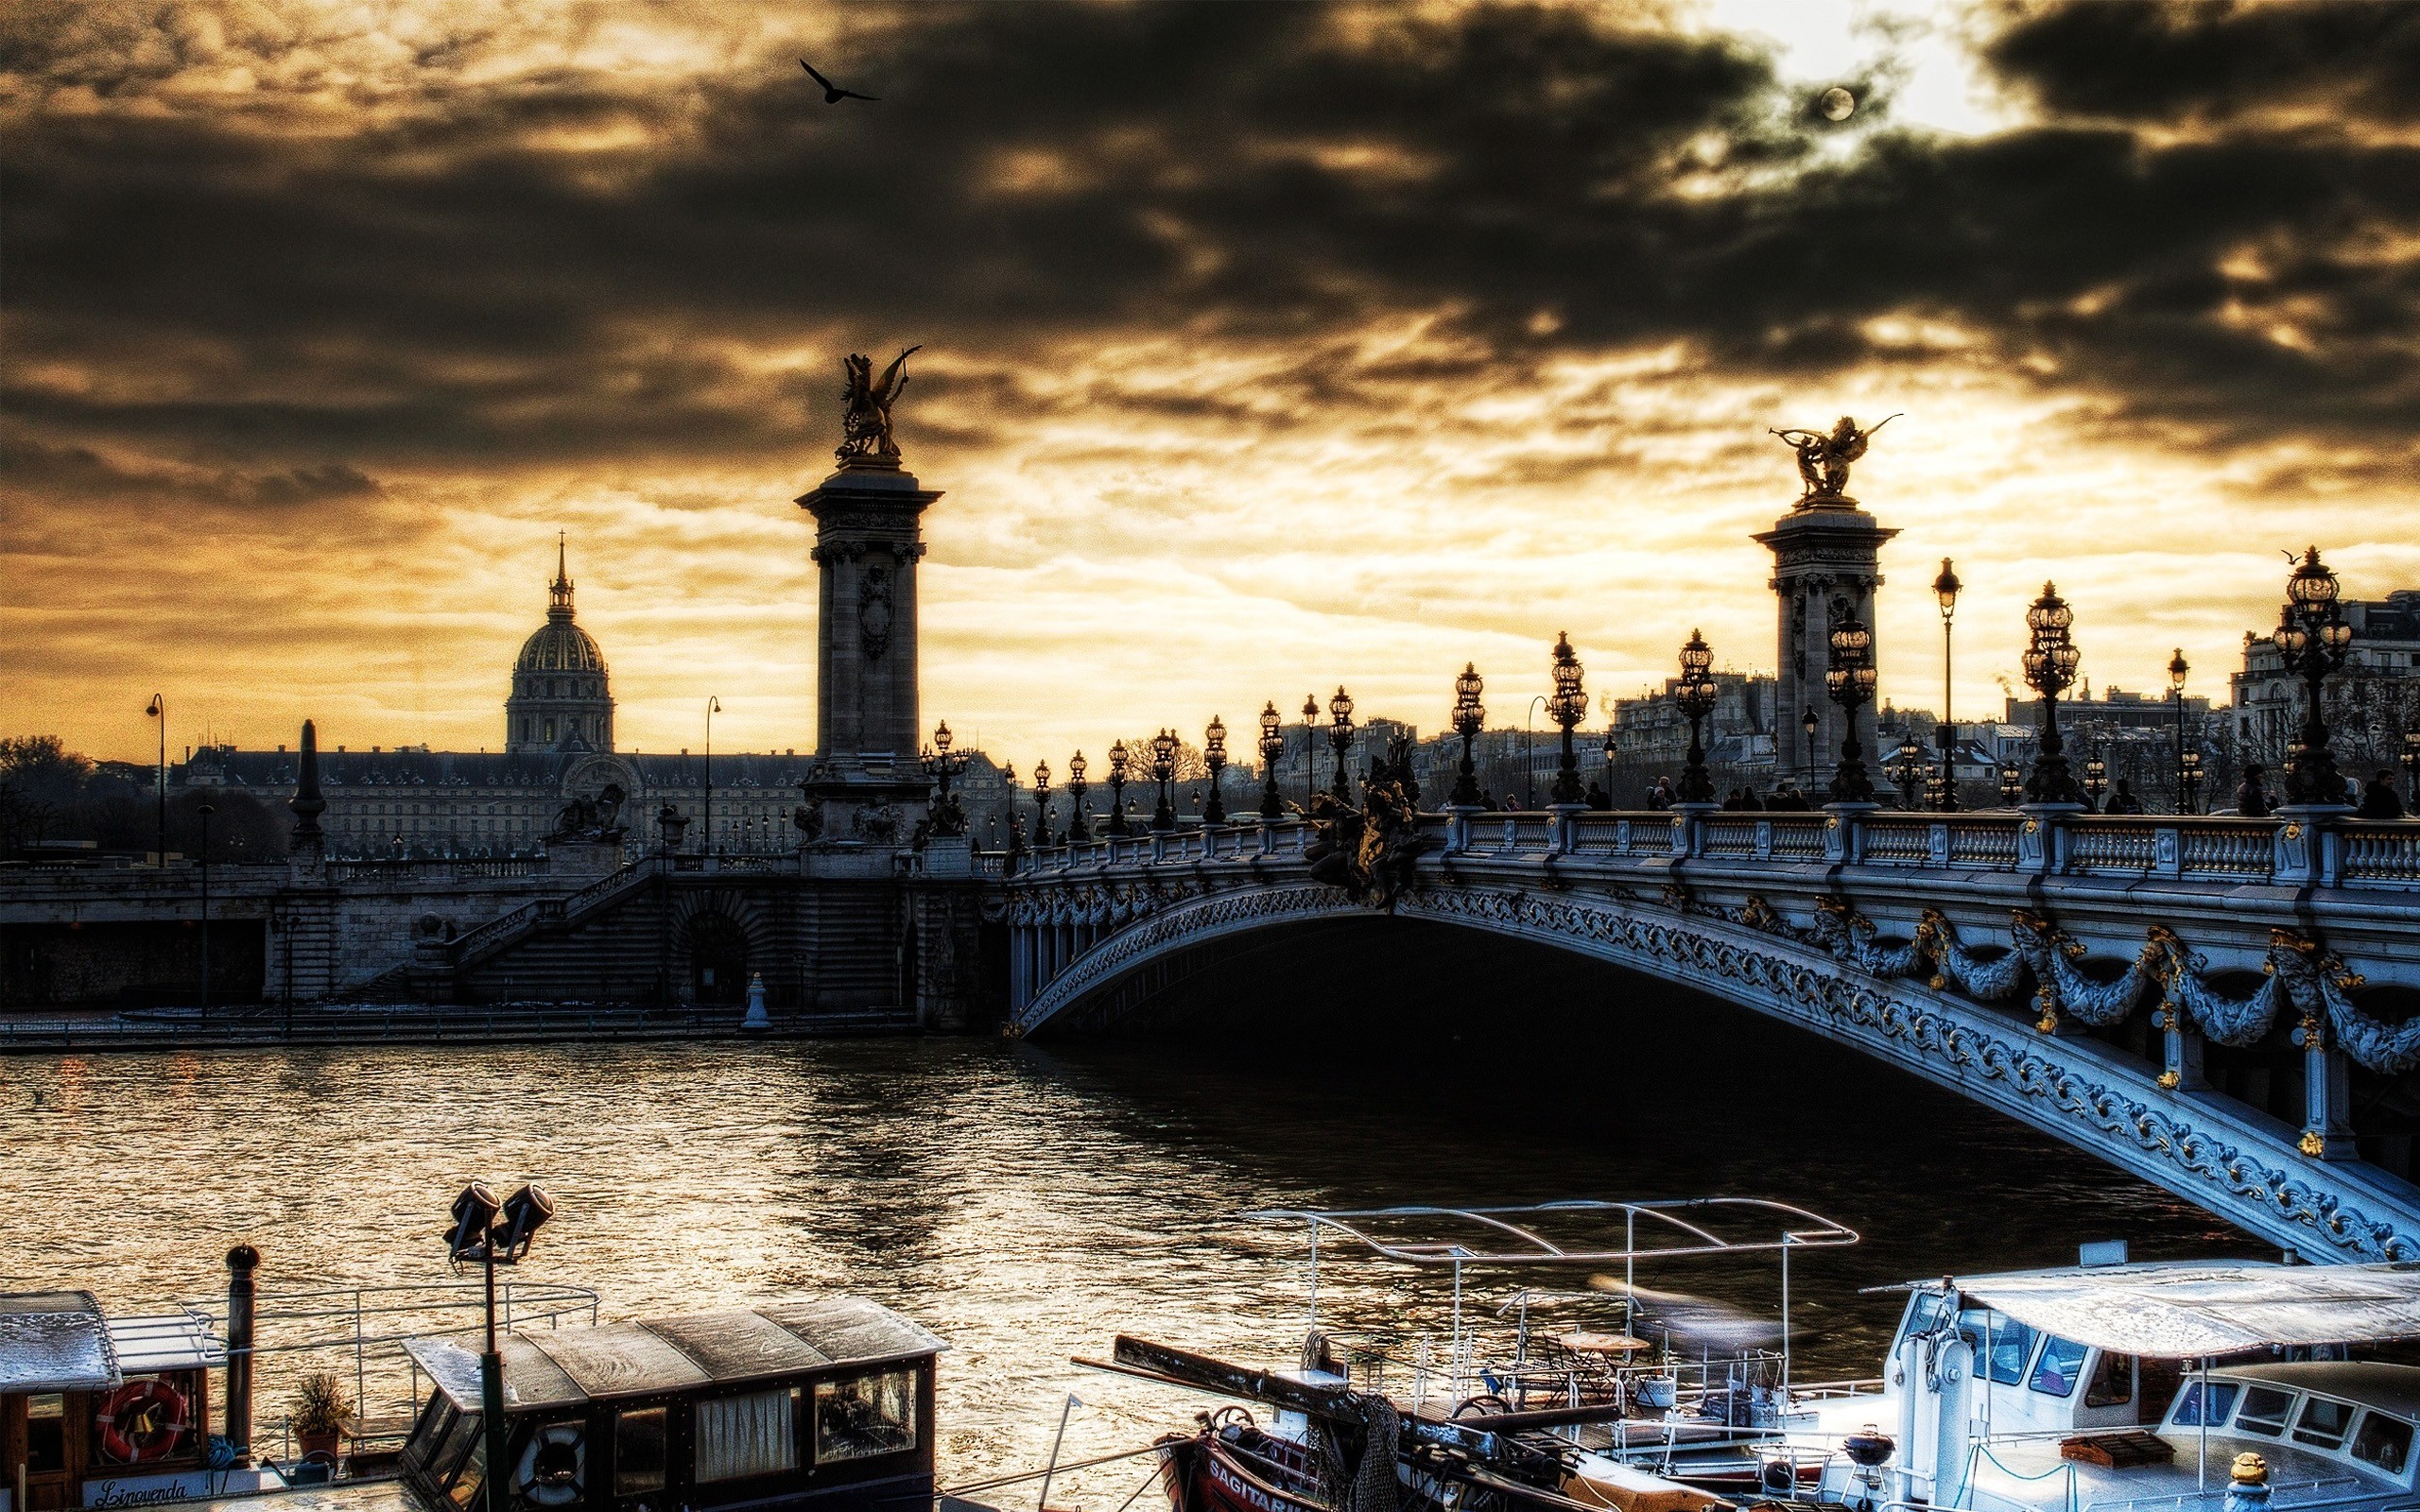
1771,413 -> 1896,506
837,346 -> 920,467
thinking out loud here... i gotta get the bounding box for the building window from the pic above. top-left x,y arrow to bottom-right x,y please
544,719 -> 556,741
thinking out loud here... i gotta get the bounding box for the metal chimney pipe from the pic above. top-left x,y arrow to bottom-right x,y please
225,1244 -> 261,1464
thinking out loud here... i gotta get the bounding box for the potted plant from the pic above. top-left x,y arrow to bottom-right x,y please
289,1370 -> 355,1462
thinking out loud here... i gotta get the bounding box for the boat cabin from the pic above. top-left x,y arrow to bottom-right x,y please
397,1298 -> 942,1512
1820,1261 -> 2420,1512
0,1290 -> 265,1512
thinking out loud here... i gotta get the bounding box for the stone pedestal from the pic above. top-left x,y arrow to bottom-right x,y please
797,457 -> 943,841
1755,504 -> 1898,787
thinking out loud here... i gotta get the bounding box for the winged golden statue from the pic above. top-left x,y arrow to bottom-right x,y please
837,345 -> 922,465
1771,413 -> 1898,504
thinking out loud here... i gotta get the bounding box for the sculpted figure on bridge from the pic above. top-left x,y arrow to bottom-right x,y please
837,346 -> 921,466
1772,413 -> 1896,504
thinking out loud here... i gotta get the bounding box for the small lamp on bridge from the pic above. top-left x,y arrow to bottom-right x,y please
1258,702 -> 1288,820
1450,664 -> 1487,809
1326,688 -> 1356,802
1823,617 -> 1877,802
1150,729 -> 1179,832
1675,631 -> 1720,805
2084,752 -> 2109,808
1203,715 -> 1228,825
1106,742 -> 1132,836
1999,762 -> 2024,806
1066,751 -> 1089,843
1032,760 -> 1052,846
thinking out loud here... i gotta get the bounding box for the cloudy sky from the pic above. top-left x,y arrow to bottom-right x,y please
7,0 -> 2418,767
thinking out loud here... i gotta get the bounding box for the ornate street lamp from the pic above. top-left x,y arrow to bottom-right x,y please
1450,663 -> 1486,807
1326,686 -> 1356,801
1105,741 -> 1131,836
2274,545 -> 2356,805
924,720 -> 969,837
1548,633 -> 1588,805
1150,728 -> 1179,831
1888,738 -> 1925,810
1066,751 -> 1089,842
1933,558 -> 1962,812
2168,649 -> 2191,816
1032,759 -> 1052,847
1675,630 -> 1719,804
1601,724 -> 1618,795
1800,705 -> 1820,794
2084,751 -> 2108,808
1258,702 -> 1287,819
1302,695 -> 1320,811
145,694 -> 166,867
2405,731 -> 2420,809
1824,617 -> 1878,801
1203,715 -> 1229,824
2181,748 -> 2205,814
2019,582 -> 2085,805
1999,762 -> 2024,806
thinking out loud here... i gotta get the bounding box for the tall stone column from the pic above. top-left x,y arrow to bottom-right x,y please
1754,499 -> 1899,787
796,349 -> 943,843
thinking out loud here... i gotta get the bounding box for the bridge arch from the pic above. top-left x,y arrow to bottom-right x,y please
1011,874 -> 2420,1264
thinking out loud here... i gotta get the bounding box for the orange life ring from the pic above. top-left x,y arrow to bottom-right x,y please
100,1377 -> 189,1465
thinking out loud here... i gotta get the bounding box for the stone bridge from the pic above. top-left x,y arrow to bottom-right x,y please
1001,803 -> 2420,1264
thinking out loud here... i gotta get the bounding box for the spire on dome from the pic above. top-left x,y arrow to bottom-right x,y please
549,533 -> 575,620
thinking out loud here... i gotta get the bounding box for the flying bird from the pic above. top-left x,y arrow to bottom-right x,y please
800,59 -> 878,103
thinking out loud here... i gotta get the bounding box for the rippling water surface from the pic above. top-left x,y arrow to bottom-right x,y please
1,947 -> 2250,1505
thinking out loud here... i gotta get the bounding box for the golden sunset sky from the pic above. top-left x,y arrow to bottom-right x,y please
6,0 -> 2418,768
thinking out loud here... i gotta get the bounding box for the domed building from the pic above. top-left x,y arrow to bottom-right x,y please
505,540 -> 615,753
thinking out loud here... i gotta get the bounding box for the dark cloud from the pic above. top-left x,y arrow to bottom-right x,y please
1985,0 -> 2420,125
7,0 -> 2420,507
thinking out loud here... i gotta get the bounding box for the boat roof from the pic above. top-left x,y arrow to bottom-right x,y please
2214,1361 -> 2420,1419
1947,1262 -> 2420,1357
109,1313 -> 226,1375
0,1291 -> 120,1394
404,1297 -> 944,1413
1244,1199 -> 1858,1266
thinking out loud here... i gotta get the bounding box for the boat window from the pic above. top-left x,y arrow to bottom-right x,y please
815,1369 -> 919,1463
404,1400 -> 459,1476
449,1435 -> 489,1510
697,1388 -> 802,1483
2030,1336 -> 2087,1398
2237,1387 -> 2296,1436
1988,1315 -> 2041,1386
2170,1381 -> 2240,1428
2295,1397 -> 2356,1451
615,1407 -> 667,1496
26,1393 -> 65,1473
1897,1293 -> 1955,1349
2086,1353 -> 2135,1410
430,1408 -> 483,1488
2352,1413 -> 2413,1476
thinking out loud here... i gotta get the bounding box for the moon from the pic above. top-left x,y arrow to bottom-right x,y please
1821,87 -> 1856,122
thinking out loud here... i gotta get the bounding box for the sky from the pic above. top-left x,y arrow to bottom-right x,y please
6,0 -> 2420,767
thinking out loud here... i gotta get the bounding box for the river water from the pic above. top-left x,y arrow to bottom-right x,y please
1,937 -> 2251,1506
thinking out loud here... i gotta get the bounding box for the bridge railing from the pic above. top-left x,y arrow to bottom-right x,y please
994,805 -> 2420,892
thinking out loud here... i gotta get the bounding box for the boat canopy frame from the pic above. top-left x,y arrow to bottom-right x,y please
1243,1197 -> 1858,1405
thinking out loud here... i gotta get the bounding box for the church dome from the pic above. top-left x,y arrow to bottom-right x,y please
516,617 -> 606,675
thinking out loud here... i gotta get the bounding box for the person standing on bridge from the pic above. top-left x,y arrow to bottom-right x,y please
2237,764 -> 2274,816
2360,770 -> 2408,819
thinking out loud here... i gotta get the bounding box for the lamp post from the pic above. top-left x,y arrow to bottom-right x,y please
1150,729 -> 1178,832
925,721 -> 969,837
1548,634 -> 1587,805
703,696 -> 720,855
1999,763 -> 2024,806
145,695 -> 166,866
1524,695 -> 1549,810
2020,582 -> 2085,805
1888,739 -> 1925,810
2168,649 -> 2191,815
1800,706 -> 1819,794
1203,716 -> 1228,824
1601,724 -> 1617,799
1451,664 -> 1486,807
444,1181 -> 556,1512
1106,742 -> 1131,836
2275,545 -> 2355,806
2182,749 -> 2205,814
1675,630 -> 1719,805
1326,687 -> 1356,802
1032,760 -> 1052,847
1824,618 -> 1878,801
1301,696 -> 1319,811
1066,751 -> 1089,842
1258,702 -> 1287,820
2084,751 -> 2109,809
197,799 -> 215,1020
1933,558 -> 1962,811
